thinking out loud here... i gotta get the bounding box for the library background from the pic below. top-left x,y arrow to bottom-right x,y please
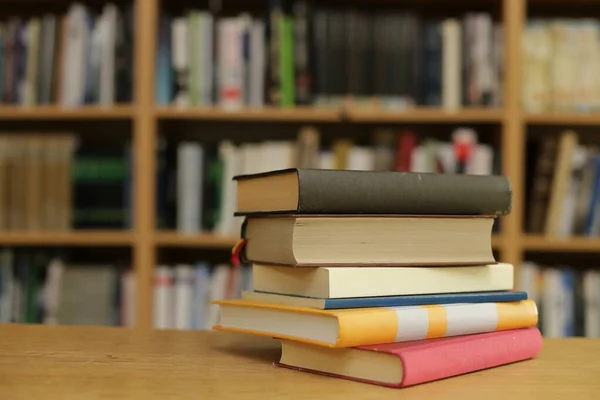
0,0 -> 596,337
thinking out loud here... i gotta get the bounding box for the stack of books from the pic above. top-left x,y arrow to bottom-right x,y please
214,169 -> 542,388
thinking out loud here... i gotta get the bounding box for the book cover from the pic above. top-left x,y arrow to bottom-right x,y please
276,328 -> 543,388
213,299 -> 539,347
234,168 -> 511,216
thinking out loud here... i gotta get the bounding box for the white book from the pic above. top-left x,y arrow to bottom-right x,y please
41,257 -> 65,325
61,4 -> 89,106
192,263 -> 211,330
262,141 -> 294,172
249,20 -> 265,107
121,270 -> 136,328
174,264 -> 194,330
542,268 -> 570,338
99,4 -> 117,105
172,17 -> 190,107
318,151 -> 335,170
584,269 -> 600,338
200,13 -> 214,106
23,19 -> 41,106
207,264 -> 230,330
218,18 -> 244,109
442,19 -> 461,110
177,142 -> 203,233
154,266 -> 174,329
467,144 -> 494,175
347,147 -> 375,171
216,141 -> 238,235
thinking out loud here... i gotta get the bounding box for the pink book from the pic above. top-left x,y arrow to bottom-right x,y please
275,328 -> 542,388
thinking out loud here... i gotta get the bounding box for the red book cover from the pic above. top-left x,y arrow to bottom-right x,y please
395,130 -> 417,172
275,328 -> 542,388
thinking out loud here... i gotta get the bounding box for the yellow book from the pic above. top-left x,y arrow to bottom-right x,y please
213,299 -> 538,348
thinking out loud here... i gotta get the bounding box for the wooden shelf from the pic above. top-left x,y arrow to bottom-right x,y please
154,107 -> 342,122
522,236 -> 600,252
345,107 -> 504,123
154,106 -> 505,123
0,231 -> 134,246
0,105 -> 135,120
525,112 -> 600,126
155,232 -> 239,248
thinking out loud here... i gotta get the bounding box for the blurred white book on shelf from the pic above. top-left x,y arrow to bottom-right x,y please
41,257 -> 65,325
121,269 -> 136,328
172,17 -> 189,108
177,142 -> 203,233
99,3 -> 117,105
318,151 -> 335,170
200,12 -> 214,106
61,3 -> 89,107
584,270 -> 600,338
216,141 -> 239,235
174,265 -> 194,330
154,266 -> 175,329
192,263 -> 211,330
347,146 -> 375,171
249,20 -> 265,107
207,264 -> 230,330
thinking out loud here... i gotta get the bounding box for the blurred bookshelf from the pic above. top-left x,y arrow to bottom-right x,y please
0,0 -> 599,337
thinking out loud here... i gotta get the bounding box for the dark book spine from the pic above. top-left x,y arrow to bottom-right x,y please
423,21 -> 442,106
293,1 -> 311,105
292,169 -> 511,216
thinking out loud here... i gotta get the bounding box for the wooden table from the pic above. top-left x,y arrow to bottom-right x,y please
0,324 -> 599,399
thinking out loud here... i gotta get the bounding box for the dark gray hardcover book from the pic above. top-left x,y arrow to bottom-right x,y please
234,168 -> 511,216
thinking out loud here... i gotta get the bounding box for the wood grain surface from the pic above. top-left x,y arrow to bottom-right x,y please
0,324 -> 599,400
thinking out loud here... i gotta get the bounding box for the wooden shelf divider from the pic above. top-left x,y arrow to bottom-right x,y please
0,105 -> 135,120
0,231 -> 134,246
522,236 -> 600,252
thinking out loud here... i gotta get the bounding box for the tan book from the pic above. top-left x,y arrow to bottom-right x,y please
25,135 -> 44,230
241,215 -> 495,266
545,130 -> 578,236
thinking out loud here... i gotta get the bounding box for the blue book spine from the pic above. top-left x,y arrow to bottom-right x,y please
308,291 -> 529,309
584,156 -> 600,235
155,16 -> 173,105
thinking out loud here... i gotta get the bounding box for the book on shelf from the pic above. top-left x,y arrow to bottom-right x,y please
526,129 -> 600,237
518,262 -> 600,338
523,18 -> 600,113
155,5 -> 503,110
0,2 -> 133,108
0,249 -> 248,330
0,133 -> 131,231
